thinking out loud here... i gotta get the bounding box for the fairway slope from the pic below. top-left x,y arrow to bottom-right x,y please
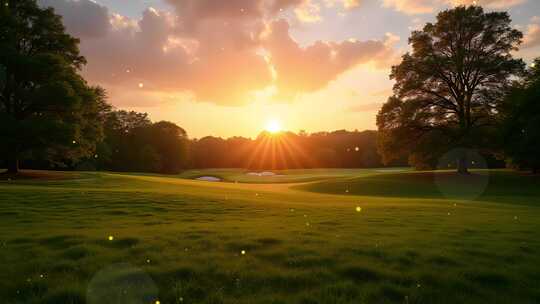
1,169 -> 540,303
298,170 -> 540,206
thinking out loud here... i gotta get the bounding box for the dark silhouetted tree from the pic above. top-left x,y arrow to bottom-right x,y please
0,0 -> 104,173
502,58 -> 540,173
377,5 -> 524,173
96,110 -> 189,174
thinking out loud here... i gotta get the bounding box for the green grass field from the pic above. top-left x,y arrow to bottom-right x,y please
1,169 -> 539,303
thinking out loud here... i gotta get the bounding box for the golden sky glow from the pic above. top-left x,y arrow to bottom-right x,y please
40,0 -> 540,138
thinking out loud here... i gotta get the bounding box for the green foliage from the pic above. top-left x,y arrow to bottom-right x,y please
98,110 -> 189,174
377,5 -> 525,171
502,57 -> 540,172
0,0 -> 105,172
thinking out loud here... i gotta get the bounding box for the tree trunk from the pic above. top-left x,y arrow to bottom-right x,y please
457,155 -> 469,175
6,150 -> 19,174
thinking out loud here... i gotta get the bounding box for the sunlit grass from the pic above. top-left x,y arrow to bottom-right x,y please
0,169 -> 539,303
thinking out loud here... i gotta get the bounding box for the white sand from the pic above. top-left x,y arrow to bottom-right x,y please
195,176 -> 221,182
246,171 -> 280,177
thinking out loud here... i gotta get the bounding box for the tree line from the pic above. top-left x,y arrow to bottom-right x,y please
1,1 -> 539,174
14,107 -> 392,173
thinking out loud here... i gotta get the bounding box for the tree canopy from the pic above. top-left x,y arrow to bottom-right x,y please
377,5 -> 525,173
0,0 -> 104,173
502,58 -> 540,173
93,110 -> 189,174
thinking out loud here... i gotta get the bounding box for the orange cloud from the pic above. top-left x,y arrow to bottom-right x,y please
523,17 -> 540,49
40,0 -> 397,106
264,20 -> 395,97
450,0 -> 526,9
383,0 -> 527,15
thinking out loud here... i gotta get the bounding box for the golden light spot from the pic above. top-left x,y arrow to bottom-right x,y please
155,301 -> 161,304
138,83 -> 144,88
72,140 -> 77,144
108,235 -> 114,241
241,250 -> 246,255
265,119 -> 282,133
532,62 -> 537,68
356,206 -> 362,212
355,147 -> 360,152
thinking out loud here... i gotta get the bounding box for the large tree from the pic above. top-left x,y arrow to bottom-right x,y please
0,0 -> 104,173
377,5 -> 524,173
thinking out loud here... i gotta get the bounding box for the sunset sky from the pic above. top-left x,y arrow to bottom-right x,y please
40,0 -> 540,138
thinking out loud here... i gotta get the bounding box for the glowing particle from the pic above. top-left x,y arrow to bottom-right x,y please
532,62 -> 537,68
155,301 -> 161,304
417,283 -> 421,288
355,147 -> 360,151
138,83 -> 144,88
94,154 -> 99,158
306,222 -> 310,226
39,274 -> 44,278
126,69 -> 131,73
447,212 -> 451,215
72,140 -> 77,144
255,193 -> 259,196
241,250 -> 246,255
146,259 -> 151,263
345,189 -> 349,193
356,206 -> 362,212
514,216 -> 518,220
108,235 -> 114,241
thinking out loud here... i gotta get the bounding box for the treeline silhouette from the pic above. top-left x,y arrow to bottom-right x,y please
189,130 -> 388,170
14,109 -> 394,173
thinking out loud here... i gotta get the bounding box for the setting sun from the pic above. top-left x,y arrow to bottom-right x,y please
265,119 -> 282,133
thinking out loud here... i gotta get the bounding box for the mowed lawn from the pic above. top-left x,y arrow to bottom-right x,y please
1,169 -> 539,304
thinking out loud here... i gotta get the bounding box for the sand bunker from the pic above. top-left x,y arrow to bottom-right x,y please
195,176 -> 222,182
246,171 -> 283,177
